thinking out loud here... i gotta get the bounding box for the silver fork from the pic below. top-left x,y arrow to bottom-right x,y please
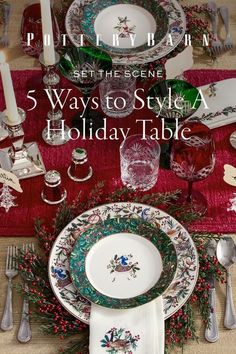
219,6 -> 233,51
0,2 -> 11,47
17,243 -> 34,343
1,246 -> 18,331
208,1 -> 223,55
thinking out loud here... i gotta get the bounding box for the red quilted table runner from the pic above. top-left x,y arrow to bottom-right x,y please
0,69 -> 236,236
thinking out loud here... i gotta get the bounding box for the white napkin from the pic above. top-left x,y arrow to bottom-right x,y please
190,78 -> 236,129
165,46 -> 194,79
90,297 -> 164,354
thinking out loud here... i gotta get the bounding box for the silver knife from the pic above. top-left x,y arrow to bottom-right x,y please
205,239 -> 219,343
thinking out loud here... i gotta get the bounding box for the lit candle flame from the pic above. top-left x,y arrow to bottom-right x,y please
0,52 -> 6,64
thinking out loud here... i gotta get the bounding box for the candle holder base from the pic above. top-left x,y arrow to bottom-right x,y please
72,111 -> 105,136
0,112 -> 9,142
42,123 -> 71,146
40,52 -> 70,146
0,142 -> 46,180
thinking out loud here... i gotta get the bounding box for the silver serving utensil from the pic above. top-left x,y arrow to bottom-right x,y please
1,246 -> 18,331
217,237 -> 236,329
0,2 -> 11,47
219,6 -> 233,51
208,1 -> 223,55
205,239 -> 219,342
17,243 -> 34,343
230,131 -> 236,150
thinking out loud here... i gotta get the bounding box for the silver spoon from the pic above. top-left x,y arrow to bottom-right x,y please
205,239 -> 219,342
217,237 -> 236,329
0,2 -> 11,48
230,131 -> 236,150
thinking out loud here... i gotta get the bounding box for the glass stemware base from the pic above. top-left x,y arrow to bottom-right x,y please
176,189 -> 207,216
72,111 -> 105,135
42,124 -> 71,146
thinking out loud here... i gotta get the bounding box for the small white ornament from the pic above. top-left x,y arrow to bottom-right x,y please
227,193 -> 236,212
223,164 -> 236,187
224,165 -> 236,212
0,183 -> 17,213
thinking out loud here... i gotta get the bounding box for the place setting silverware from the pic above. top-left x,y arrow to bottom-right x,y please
205,239 -> 219,343
1,245 -> 18,331
207,1 -> 233,56
1,244 -> 34,343
219,6 -> 233,51
17,243 -> 34,343
205,236 -> 236,342
0,1 -> 11,48
208,1 -> 223,55
217,237 -> 236,330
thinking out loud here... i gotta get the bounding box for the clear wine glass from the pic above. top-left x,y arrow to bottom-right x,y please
170,119 -> 216,215
120,134 -> 161,191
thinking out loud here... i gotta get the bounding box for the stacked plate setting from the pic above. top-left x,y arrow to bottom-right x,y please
66,0 -> 186,65
51,0 -> 195,323
49,203 -> 199,324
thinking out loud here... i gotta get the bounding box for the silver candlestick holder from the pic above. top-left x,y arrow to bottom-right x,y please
39,52 -> 70,146
0,111 -> 9,142
0,108 -> 46,180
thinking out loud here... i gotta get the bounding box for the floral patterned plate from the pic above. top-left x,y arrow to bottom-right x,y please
80,0 -> 168,55
49,203 -> 198,324
65,0 -> 186,65
70,218 -> 177,309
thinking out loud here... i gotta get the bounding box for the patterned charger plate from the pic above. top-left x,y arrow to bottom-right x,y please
80,0 -> 168,55
65,0 -> 186,65
70,218 -> 177,309
49,203 -> 199,324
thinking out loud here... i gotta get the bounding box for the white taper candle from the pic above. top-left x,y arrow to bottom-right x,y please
0,52 -> 20,124
40,0 -> 56,66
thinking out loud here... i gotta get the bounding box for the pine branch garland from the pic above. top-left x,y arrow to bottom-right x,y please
59,336 -> 89,354
17,250 -> 88,338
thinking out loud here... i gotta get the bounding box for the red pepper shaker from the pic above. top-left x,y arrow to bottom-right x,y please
41,170 -> 67,205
